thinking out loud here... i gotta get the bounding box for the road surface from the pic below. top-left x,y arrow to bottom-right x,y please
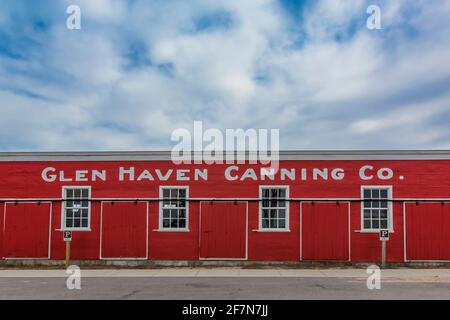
0,268 -> 449,299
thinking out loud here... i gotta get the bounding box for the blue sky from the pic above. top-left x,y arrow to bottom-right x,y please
0,0 -> 450,151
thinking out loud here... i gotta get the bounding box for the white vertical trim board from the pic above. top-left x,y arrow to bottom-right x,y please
403,202 -> 407,262
299,202 -> 303,261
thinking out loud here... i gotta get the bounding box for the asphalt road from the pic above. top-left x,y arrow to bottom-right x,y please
1,269 -> 450,299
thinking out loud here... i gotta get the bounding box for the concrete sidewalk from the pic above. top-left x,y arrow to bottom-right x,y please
1,268 -> 450,280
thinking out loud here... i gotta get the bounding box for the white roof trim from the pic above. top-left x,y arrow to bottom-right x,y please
1,150 -> 450,161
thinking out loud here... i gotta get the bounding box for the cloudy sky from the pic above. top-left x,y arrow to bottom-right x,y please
0,0 -> 449,151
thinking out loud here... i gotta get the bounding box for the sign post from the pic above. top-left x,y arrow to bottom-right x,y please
64,231 -> 72,268
379,229 -> 389,268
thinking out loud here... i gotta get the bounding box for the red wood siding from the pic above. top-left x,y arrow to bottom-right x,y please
3,203 -> 51,258
0,159 -> 449,262
148,202 -> 200,260
49,202 -> 101,260
301,202 -> 349,261
101,202 -> 148,259
0,203 -> 4,258
350,202 -> 404,262
406,203 -> 450,261
200,202 -> 247,259
248,202 -> 300,261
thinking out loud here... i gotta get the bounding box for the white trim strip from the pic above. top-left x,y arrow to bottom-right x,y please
2,150 -> 450,161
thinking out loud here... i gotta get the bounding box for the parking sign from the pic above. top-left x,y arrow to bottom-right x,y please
379,229 -> 389,241
64,231 -> 72,242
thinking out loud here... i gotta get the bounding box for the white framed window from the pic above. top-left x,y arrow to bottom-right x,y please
159,186 -> 189,231
361,186 -> 393,232
259,186 -> 289,231
62,186 -> 91,230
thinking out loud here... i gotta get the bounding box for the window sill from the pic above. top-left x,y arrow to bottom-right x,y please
253,229 -> 291,233
153,229 -> 190,233
56,228 -> 92,232
356,229 -> 394,233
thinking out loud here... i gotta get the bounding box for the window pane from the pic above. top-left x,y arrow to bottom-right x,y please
74,189 -> 81,198
73,209 -> 81,218
278,209 -> 286,219
82,209 -> 88,218
81,219 -> 88,228
73,219 -> 81,228
82,200 -> 89,207
66,218 -> 73,228
66,189 -> 73,198
372,189 -> 380,198
82,189 -> 89,198
363,210 -> 370,218
179,189 -> 186,198
363,219 -> 371,229
363,189 -> 371,199
364,201 -> 370,208
380,189 -> 388,198
372,200 -> 380,208
279,189 -> 286,198
380,219 -> 388,229
262,209 -> 269,219
66,209 -> 73,218
269,219 -> 277,228
179,219 -> 186,228
278,219 -> 286,229
179,209 -> 186,219
380,210 -> 388,219
372,220 -> 380,229
270,199 -> 278,207
271,189 -> 278,198
163,189 -> 170,198
163,209 -> 170,218
262,219 -> 269,228
381,201 -> 388,208
163,219 -> 170,228
170,219 -> 178,228
270,210 -> 277,219
170,209 -> 178,219
372,210 -> 379,219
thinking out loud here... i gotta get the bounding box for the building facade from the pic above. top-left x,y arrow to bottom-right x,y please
1,151 -> 450,263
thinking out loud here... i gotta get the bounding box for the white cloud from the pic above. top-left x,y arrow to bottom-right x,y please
1,0 -> 450,151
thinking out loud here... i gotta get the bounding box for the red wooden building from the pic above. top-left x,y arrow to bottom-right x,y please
0,150 -> 450,263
